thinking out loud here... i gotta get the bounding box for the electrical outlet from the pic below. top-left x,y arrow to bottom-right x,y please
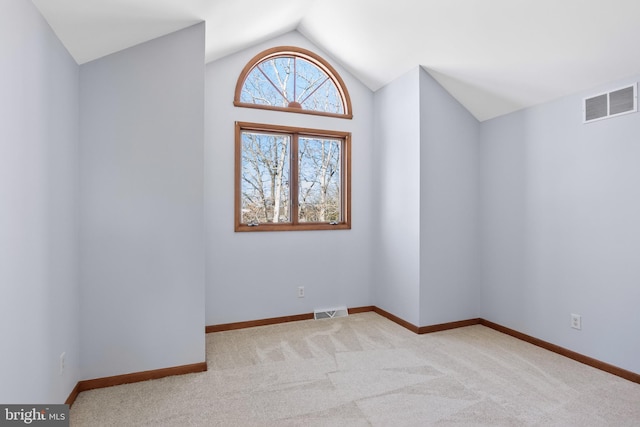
571,313 -> 582,330
297,286 -> 304,298
59,352 -> 66,375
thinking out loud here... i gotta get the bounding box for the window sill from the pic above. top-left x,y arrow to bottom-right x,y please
235,222 -> 351,232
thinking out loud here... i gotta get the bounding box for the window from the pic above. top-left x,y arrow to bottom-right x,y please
234,47 -> 353,232
235,122 -> 351,231
234,46 -> 353,119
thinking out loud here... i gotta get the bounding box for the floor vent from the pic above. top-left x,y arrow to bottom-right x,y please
314,306 -> 348,320
584,83 -> 637,123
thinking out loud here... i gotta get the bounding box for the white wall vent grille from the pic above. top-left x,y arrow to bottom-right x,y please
314,306 -> 348,320
584,83 -> 637,123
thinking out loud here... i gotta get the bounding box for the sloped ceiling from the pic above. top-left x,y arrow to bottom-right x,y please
31,0 -> 640,121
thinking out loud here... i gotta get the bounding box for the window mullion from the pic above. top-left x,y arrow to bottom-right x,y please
291,133 -> 300,225
293,56 -> 297,102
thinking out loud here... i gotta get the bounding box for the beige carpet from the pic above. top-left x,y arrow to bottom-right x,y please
70,312 -> 640,426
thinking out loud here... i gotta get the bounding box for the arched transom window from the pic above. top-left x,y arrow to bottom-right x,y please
234,46 -> 352,119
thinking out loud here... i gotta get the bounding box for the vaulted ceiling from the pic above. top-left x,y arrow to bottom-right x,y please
32,0 -> 640,121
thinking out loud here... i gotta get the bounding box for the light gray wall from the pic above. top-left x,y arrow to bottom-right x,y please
480,75 -> 640,374
371,67 -> 481,327
419,68 -> 481,326
205,31 -> 375,325
372,68 -> 422,326
0,0 -> 80,403
79,23 -> 206,379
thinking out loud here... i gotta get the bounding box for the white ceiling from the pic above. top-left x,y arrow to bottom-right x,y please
31,0 -> 640,121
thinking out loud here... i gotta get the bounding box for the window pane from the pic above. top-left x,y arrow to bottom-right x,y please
298,137 -> 341,223
296,58 -> 344,114
240,132 -> 290,224
300,80 -> 344,114
241,58 -> 295,108
241,67 -> 283,107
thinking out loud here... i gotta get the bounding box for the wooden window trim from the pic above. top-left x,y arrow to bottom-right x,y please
234,46 -> 354,120
235,122 -> 351,232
